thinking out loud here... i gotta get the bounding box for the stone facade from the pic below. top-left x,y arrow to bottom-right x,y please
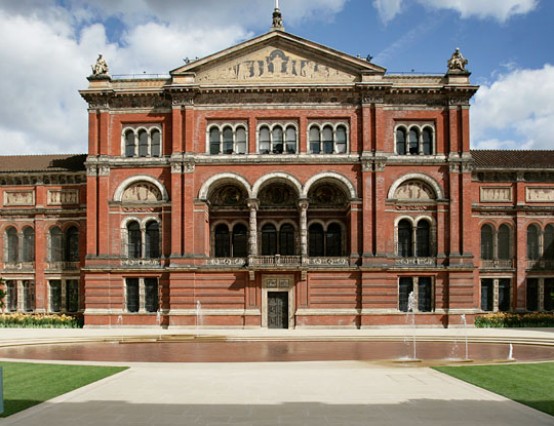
1,25 -> 553,328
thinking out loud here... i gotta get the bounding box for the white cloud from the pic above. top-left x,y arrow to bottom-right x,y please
471,65 -> 554,150
0,1 -> 347,155
373,0 -> 404,23
374,0 -> 538,23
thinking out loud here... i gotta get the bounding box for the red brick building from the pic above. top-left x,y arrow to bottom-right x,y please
1,10 -> 553,328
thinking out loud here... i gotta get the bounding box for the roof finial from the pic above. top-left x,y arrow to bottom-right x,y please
271,0 -> 284,31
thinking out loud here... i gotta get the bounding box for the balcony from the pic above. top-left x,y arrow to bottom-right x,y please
395,257 -> 437,267
481,259 -> 513,269
46,261 -> 80,271
4,262 -> 35,271
527,259 -> 554,270
205,255 -> 351,268
120,258 -> 161,267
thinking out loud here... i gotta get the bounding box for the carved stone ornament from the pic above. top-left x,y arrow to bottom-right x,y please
526,187 -> 554,203
90,54 -> 110,79
480,187 -> 512,203
258,183 -> 296,207
3,191 -> 34,206
48,190 -> 79,205
395,181 -> 435,200
196,47 -> 356,84
122,182 -> 162,202
210,185 -> 247,207
308,184 -> 347,207
447,48 -> 468,73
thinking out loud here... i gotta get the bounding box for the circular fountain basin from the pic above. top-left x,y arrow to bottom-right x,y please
0,339 -> 553,365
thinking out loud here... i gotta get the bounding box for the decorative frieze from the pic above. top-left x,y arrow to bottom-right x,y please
480,187 -> 512,203
526,187 -> 554,202
122,182 -> 162,202
3,190 -> 34,206
47,189 -> 79,205
206,258 -> 247,267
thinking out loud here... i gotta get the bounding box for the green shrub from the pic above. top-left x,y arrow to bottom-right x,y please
0,313 -> 83,328
475,312 -> 554,328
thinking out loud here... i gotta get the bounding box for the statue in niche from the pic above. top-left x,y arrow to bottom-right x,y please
447,48 -> 468,73
91,54 -> 109,77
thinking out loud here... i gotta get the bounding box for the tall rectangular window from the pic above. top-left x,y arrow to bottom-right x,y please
66,280 -> 79,313
418,277 -> 433,312
6,280 -> 17,312
23,280 -> 34,312
145,278 -> 158,313
126,278 -> 140,313
498,279 -> 511,312
481,279 -> 493,312
526,278 -> 538,311
399,277 -> 413,312
50,280 -> 62,313
545,278 -> 554,311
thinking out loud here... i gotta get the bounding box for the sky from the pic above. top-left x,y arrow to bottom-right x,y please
0,0 -> 552,155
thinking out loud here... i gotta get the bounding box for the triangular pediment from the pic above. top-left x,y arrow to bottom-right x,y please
171,31 -> 385,86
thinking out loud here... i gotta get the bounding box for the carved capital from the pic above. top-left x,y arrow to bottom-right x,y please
97,165 -> 110,176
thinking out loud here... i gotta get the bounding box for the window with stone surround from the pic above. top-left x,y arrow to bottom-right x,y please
124,219 -> 161,259
480,223 -> 513,264
257,123 -> 297,154
396,218 -> 433,258
125,277 -> 158,313
398,276 -> 434,312
308,123 -> 347,154
122,126 -> 162,158
395,124 -> 434,155
208,123 -> 247,155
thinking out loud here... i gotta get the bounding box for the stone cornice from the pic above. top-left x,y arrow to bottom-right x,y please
0,172 -> 86,186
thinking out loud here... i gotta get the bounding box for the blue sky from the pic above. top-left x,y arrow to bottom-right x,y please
0,0 -> 552,155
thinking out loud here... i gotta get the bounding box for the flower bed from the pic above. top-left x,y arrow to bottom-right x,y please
475,312 -> 554,328
0,313 -> 83,328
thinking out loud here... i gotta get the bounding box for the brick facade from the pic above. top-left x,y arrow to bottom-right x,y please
1,25 -> 553,328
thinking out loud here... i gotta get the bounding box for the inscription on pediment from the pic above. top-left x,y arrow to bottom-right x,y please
197,47 -> 356,84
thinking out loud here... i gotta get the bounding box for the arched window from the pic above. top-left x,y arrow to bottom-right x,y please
326,223 -> 342,256
279,224 -> 295,255
215,224 -> 230,257
65,226 -> 79,262
145,221 -> 160,259
416,220 -> 431,257
309,123 -> 349,154
210,127 -> 221,155
336,125 -> 347,153
236,127 -> 247,154
127,221 -> 141,259
138,129 -> 149,157
122,127 -> 162,158
285,126 -> 297,153
396,125 -> 435,156
272,126 -> 284,154
396,127 -> 406,155
232,224 -> 248,257
5,227 -> 18,263
49,226 -> 63,262
398,220 -> 413,257
222,126 -> 234,154
481,224 -> 494,260
22,227 -> 35,262
498,224 -> 511,260
322,126 -> 333,154
261,224 -> 277,256
309,224 -> 325,256
124,129 -> 135,157
422,127 -> 433,155
408,128 -> 419,154
259,126 -> 271,154
527,224 -> 540,260
151,129 -> 161,157
309,127 -> 320,154
545,224 -> 554,259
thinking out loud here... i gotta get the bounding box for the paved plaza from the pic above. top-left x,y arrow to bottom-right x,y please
1,327 -> 553,425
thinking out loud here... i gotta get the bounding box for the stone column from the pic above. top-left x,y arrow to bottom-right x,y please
493,278 -> 500,312
298,198 -> 309,258
247,199 -> 259,256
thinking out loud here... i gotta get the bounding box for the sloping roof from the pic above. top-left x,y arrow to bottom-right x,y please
471,150 -> 554,169
0,154 -> 87,173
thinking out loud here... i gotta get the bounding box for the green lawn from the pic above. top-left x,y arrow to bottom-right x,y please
435,362 -> 554,417
0,362 -> 127,417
